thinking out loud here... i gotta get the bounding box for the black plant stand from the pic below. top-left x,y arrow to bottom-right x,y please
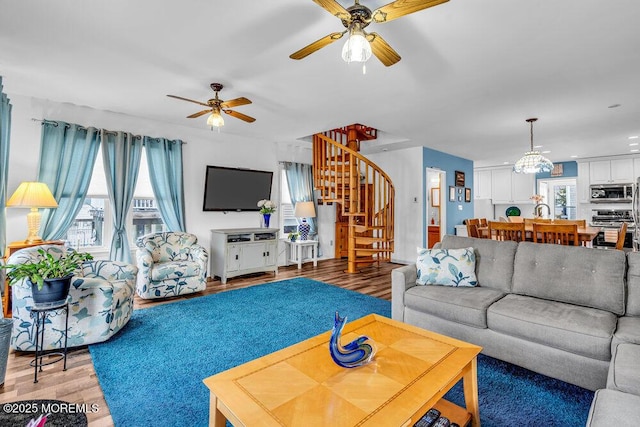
29,301 -> 69,383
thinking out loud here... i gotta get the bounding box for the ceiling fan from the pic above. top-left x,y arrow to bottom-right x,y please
290,0 -> 449,68
166,83 -> 255,128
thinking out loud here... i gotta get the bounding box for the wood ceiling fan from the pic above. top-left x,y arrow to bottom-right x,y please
290,0 -> 449,67
166,83 -> 255,127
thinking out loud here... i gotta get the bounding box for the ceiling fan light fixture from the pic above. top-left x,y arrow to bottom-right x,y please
513,118 -> 553,174
207,110 -> 224,128
341,25 -> 371,64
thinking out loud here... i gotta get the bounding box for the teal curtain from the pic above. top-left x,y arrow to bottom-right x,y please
102,130 -> 142,263
283,162 -> 318,240
143,136 -> 186,231
38,121 -> 101,241
0,77 -> 11,260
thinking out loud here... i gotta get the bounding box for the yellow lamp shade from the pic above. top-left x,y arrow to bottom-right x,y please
7,181 -> 58,208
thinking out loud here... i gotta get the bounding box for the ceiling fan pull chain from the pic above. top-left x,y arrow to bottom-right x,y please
362,63 -> 366,75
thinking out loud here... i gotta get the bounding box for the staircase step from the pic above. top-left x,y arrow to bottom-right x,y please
354,236 -> 392,244
355,248 -> 393,256
354,225 -> 387,233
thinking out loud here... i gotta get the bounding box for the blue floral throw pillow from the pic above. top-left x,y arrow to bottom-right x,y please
416,247 -> 478,287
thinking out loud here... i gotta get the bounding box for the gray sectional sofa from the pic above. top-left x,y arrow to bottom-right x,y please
391,235 -> 640,425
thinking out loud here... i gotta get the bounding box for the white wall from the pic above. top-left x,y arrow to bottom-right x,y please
367,147 -> 423,264
5,95 -> 284,260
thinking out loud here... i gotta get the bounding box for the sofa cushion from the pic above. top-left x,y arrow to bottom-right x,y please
607,343 -> 640,395
439,235 -> 517,293
151,261 -> 201,281
625,252 -> 640,316
487,294 -> 617,360
613,316 -> 640,346
416,247 -> 478,287
586,389 -> 640,427
512,242 -> 626,315
404,285 -> 505,328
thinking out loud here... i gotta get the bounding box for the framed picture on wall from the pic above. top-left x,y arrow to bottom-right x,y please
465,187 -> 471,202
455,170 -> 465,187
449,186 -> 456,202
431,188 -> 440,207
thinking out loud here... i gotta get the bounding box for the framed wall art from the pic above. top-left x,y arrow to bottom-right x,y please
449,186 -> 456,202
455,170 -> 465,187
431,188 -> 440,207
465,187 -> 471,202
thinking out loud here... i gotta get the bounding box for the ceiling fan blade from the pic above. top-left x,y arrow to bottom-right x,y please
367,33 -> 401,66
223,109 -> 256,123
290,31 -> 346,60
220,97 -> 252,109
187,109 -> 212,119
166,94 -> 209,107
372,0 -> 449,23
312,0 -> 351,22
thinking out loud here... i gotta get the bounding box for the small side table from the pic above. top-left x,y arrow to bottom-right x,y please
30,301 -> 69,383
285,240 -> 318,270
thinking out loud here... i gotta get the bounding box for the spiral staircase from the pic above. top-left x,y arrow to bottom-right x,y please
313,124 -> 394,273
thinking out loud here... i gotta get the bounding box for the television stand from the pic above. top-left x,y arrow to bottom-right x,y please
210,228 -> 279,284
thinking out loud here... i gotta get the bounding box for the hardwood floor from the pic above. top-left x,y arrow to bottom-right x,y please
0,258 -> 400,426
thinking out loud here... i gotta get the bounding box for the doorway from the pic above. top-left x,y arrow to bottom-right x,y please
538,178 -> 577,219
426,168 -> 446,248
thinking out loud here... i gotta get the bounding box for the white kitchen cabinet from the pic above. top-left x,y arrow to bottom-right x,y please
577,162 -> 590,203
491,168 -> 535,204
473,169 -> 492,199
589,159 -> 634,184
210,228 -> 279,284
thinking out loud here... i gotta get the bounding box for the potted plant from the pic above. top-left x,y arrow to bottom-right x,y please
257,199 -> 277,228
1,248 -> 93,305
288,231 -> 299,242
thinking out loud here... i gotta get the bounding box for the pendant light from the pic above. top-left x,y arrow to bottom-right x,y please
341,22 -> 371,74
513,118 -> 553,174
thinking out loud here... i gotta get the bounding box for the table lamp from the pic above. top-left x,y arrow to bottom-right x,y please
6,181 -> 58,244
294,201 -> 316,241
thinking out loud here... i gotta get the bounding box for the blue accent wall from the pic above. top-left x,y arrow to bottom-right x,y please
423,147 -> 474,244
535,161 -> 578,179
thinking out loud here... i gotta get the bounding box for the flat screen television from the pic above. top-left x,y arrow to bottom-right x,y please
203,166 -> 273,211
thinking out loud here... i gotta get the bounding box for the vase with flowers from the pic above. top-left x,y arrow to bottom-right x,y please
257,199 -> 276,228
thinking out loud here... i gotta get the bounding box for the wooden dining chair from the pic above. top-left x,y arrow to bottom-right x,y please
488,221 -> 526,242
524,218 -> 553,226
478,218 -> 488,227
466,218 -> 480,238
508,216 -> 524,223
616,222 -> 628,250
532,223 -> 579,246
553,219 -> 587,228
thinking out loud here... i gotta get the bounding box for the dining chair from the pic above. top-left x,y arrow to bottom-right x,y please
488,221 -> 526,242
553,219 -> 587,228
478,218 -> 488,227
616,222 -> 628,250
524,218 -> 553,226
508,216 -> 524,223
466,218 -> 480,238
532,223 -> 579,246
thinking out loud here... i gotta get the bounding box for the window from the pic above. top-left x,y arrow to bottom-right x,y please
279,169 -> 298,235
63,149 -> 166,252
538,178 -> 577,220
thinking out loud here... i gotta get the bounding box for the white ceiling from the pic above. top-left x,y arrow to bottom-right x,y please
1,0 -> 639,167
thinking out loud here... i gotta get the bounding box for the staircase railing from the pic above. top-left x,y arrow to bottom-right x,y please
313,133 -> 394,272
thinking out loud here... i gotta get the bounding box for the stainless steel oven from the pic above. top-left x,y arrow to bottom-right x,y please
591,209 -> 634,249
590,184 -> 633,203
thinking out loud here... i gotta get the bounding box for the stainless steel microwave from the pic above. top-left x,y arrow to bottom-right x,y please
590,183 -> 633,203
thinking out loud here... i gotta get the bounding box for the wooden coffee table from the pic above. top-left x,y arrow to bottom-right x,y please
203,314 -> 482,427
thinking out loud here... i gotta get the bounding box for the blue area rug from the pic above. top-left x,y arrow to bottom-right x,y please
89,278 -> 593,426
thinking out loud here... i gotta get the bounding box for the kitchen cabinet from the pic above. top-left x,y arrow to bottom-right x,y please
427,226 -> 440,248
577,162 -> 590,203
210,228 -> 278,284
473,169 -> 492,199
491,168 -> 535,204
589,159 -> 634,184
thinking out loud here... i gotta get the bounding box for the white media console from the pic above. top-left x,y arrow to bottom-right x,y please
210,228 -> 279,284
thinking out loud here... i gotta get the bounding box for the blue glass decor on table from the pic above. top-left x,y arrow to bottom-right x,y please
329,311 -> 376,368
262,213 -> 271,228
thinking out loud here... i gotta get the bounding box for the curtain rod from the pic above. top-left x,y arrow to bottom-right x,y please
31,118 -> 186,144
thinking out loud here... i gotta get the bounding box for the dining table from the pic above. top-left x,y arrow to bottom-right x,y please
477,223 -> 601,245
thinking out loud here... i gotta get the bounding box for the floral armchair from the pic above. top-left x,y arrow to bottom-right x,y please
8,245 -> 138,351
135,232 -> 208,299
